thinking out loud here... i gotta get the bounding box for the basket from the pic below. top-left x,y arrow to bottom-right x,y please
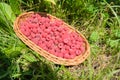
14,12 -> 90,66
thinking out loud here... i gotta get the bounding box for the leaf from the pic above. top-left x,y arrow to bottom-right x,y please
109,40 -> 119,48
113,29 -> 120,38
9,0 -> 21,15
89,31 -> 99,42
0,14 -> 9,28
3,46 -> 23,58
12,74 -> 21,78
0,10 -> 10,27
4,47 -> 22,54
90,44 -> 100,55
45,0 -> 56,5
23,54 -> 37,62
0,2 -> 16,22
0,10 -> 6,21
87,5 -> 96,13
0,9 -> 14,33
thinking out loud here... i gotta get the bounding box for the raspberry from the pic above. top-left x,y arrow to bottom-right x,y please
46,35 -> 51,41
58,43 -> 64,48
57,53 -> 63,58
31,38 -> 39,45
32,27 -> 38,33
41,33 -> 47,38
69,49 -> 75,55
65,45 -> 70,50
20,28 -> 25,34
75,50 -> 81,56
70,53 -> 76,59
63,38 -> 69,44
28,36 -> 32,40
31,32 -> 36,38
64,53 -> 70,59
80,46 -> 85,53
38,41 -> 43,47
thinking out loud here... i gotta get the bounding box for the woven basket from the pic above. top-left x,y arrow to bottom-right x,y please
14,12 -> 90,66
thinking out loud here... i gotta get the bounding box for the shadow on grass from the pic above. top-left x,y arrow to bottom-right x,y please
0,51 -> 11,80
21,61 -> 58,80
0,51 -> 59,80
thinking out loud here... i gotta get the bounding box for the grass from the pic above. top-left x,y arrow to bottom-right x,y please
0,0 -> 120,80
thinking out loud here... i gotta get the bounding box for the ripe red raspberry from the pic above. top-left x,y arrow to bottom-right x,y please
57,53 -> 64,58
69,53 -> 76,59
80,46 -> 85,53
64,53 -> 70,59
75,50 -> 81,56
58,43 -> 64,48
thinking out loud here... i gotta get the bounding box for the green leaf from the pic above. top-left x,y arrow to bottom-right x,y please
87,5 -> 96,13
12,74 -> 21,78
45,0 -> 56,5
90,44 -> 100,55
9,0 -> 21,15
109,40 -> 119,48
0,9 -> 14,33
113,29 -> 120,38
23,54 -> 37,62
0,10 -> 10,27
0,2 -> 16,22
4,46 -> 22,54
89,31 -> 99,42
0,14 -> 9,28
3,46 -> 23,58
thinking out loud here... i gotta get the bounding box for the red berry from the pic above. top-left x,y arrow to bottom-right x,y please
63,38 -> 69,43
31,38 -> 39,45
49,49 -> 55,54
40,44 -> 46,49
46,35 -> 51,41
55,36 -> 60,41
69,53 -> 76,59
53,51 -> 58,56
38,41 -> 43,47
46,41 -> 53,48
69,49 -> 74,55
40,25 -> 45,30
57,27 -> 63,32
42,33 -> 47,38
20,28 -> 25,34
54,40 -> 58,45
58,43 -> 64,48
31,32 -> 36,38
57,53 -> 63,58
28,36 -> 32,40
80,46 -> 85,53
75,50 -> 81,56
63,27 -> 69,32
32,27 -> 38,33
60,48 -> 66,53
70,45 -> 76,50
64,53 -> 70,59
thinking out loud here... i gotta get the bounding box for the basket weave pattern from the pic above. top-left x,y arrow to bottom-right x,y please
14,12 -> 90,66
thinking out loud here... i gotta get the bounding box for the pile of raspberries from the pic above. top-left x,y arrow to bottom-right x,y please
19,13 -> 85,59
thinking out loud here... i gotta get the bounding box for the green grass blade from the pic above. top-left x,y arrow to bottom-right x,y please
45,0 -> 56,5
